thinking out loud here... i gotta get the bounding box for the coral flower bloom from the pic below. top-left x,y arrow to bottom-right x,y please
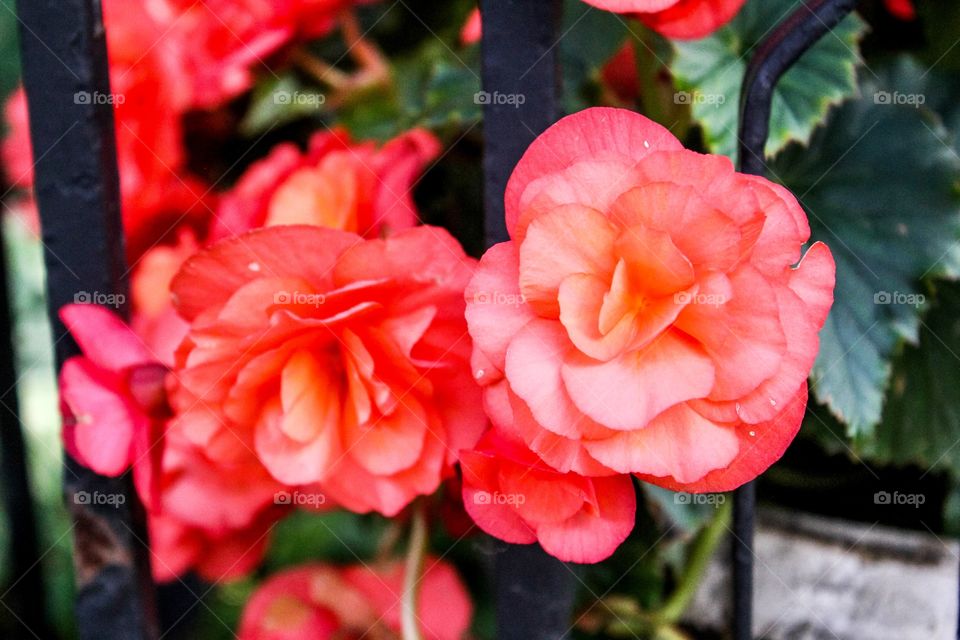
461,429 -> 636,563
210,128 -> 440,242
238,558 -> 472,640
584,0 -> 747,39
166,0 -> 371,108
466,108 -> 834,493
170,225 -> 485,516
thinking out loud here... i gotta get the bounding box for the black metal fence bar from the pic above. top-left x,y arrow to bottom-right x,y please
734,1 -> 857,638
731,483 -> 756,640
480,2 -> 579,640
480,0 -> 563,243
15,1 -> 159,639
739,0 -> 859,175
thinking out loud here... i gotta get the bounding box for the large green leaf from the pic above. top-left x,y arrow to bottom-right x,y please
670,0 -> 865,160
772,57 -> 960,436
865,280 -> 960,475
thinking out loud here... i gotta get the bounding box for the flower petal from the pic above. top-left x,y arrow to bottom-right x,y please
674,265 -> 786,401
172,225 -> 359,321
518,204 -> 618,316
505,107 -> 683,236
638,384 -> 808,493
465,242 -> 536,379
585,402 -> 739,480
562,330 -> 715,430
60,357 -> 136,476
535,475 -> 636,564
60,303 -> 153,371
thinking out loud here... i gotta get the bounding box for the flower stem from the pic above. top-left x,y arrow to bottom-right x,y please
340,8 -> 390,87
401,503 -> 428,640
659,498 -> 732,623
292,49 -> 351,89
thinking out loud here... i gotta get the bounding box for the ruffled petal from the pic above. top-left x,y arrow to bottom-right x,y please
505,107 -> 683,236
562,330 -> 715,430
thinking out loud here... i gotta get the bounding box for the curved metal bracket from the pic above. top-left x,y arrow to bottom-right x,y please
734,2 -> 857,639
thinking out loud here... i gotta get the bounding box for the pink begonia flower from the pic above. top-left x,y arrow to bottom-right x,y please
465,107 -> 834,495
461,429 -> 636,563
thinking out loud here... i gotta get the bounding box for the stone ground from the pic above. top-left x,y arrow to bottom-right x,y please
684,509 -> 959,639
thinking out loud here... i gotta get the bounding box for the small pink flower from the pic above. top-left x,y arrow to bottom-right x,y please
461,429 -> 636,563
238,558 -> 473,640
58,304 -> 169,505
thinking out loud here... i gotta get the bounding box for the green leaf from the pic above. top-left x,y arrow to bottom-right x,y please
670,0 -> 865,160
266,510 -> 385,569
240,73 -> 328,137
0,0 -> 20,100
864,280 -> 960,476
642,485 -> 727,536
771,57 -> 960,435
336,41 -> 481,141
393,42 -> 482,131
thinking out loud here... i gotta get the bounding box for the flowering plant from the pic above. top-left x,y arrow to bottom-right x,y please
4,0 -> 958,639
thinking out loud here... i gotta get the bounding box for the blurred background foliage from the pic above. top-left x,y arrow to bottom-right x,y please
2,0 -> 960,638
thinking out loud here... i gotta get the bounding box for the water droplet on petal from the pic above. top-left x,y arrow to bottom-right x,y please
474,369 -> 485,380
770,398 -> 777,407
749,431 -> 756,437
248,262 -> 261,272
643,140 -> 650,149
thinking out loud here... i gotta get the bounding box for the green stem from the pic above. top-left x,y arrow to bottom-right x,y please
401,503 -> 428,640
633,24 -> 669,127
659,497 -> 732,623
653,624 -> 691,640
375,520 -> 404,561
